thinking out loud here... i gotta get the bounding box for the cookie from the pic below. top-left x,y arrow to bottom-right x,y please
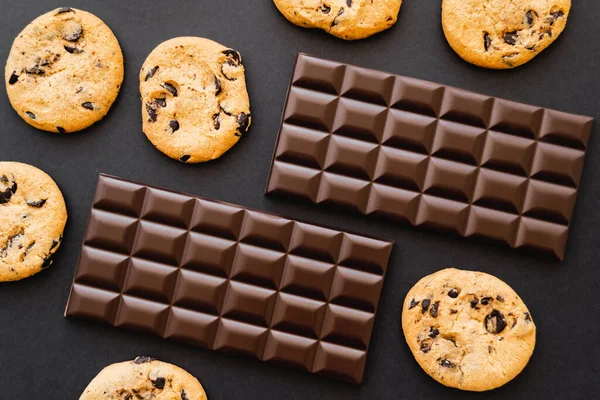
5,7 -> 124,133
401,268 -> 536,391
0,162 -> 67,282
442,0 -> 571,69
273,0 -> 402,40
80,357 -> 207,400
139,37 -> 251,163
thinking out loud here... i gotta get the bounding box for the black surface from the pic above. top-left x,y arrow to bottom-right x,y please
0,1 -> 598,399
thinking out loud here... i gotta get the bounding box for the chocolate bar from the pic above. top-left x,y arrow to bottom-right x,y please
65,174 -> 393,383
266,54 -> 593,260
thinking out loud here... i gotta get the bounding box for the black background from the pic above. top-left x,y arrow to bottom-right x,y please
1,1 -> 599,399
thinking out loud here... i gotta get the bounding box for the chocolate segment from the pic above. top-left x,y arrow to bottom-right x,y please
266,54 -> 593,261
65,174 -> 393,384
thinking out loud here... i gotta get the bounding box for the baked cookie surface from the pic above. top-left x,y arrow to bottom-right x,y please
0,162 -> 67,282
80,357 -> 207,400
273,0 -> 402,40
442,0 -> 571,69
5,7 -> 124,132
139,37 -> 251,163
402,268 -> 536,391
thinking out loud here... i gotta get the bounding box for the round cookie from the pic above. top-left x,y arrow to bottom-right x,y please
139,37 -> 251,163
401,268 -> 536,391
80,357 -> 207,400
442,0 -> 571,69
273,0 -> 402,40
5,7 -> 124,133
0,162 -> 67,282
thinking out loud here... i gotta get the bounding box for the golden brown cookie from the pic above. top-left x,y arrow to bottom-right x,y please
139,37 -> 251,163
80,357 -> 207,400
273,0 -> 402,40
402,268 -> 536,391
442,0 -> 571,69
5,7 -> 124,132
0,162 -> 67,282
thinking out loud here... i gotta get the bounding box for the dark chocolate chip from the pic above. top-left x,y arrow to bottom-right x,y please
56,7 -> 73,14
346,0 -> 352,6
430,301 -> 440,318
237,112 -> 250,133
26,111 -> 36,119
470,298 -> 479,308
163,83 -> 178,97
409,298 -> 419,309
50,236 -> 62,251
169,120 -> 179,132
27,199 -> 47,207
488,346 -> 493,354
485,310 -> 507,334
152,377 -> 166,389
320,5 -> 331,14
82,102 -> 95,110
155,98 -> 167,108
429,327 -> 439,338
213,114 -> 221,130
146,103 -> 157,122
331,8 -> 345,27
223,49 -> 241,66
450,309 -> 457,314
214,76 -> 222,96
420,338 -> 432,353
496,295 -> 505,302
448,288 -> 459,298
440,359 -> 456,368
9,72 -> 19,85
22,242 -> 35,259
525,10 -> 537,25
180,155 -> 190,163
64,25 -> 83,42
64,45 -> 83,54
41,256 -> 53,269
504,32 -> 518,45
145,66 -> 159,81
480,297 -> 492,305
550,10 -> 564,20
421,299 -> 431,314
181,390 -> 189,400
524,312 -> 532,322
56,127 -> 66,133
484,32 -> 492,51
25,66 -> 45,75
134,356 -> 156,364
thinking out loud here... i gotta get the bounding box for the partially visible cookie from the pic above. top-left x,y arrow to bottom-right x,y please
140,37 -> 251,163
442,0 -> 571,69
5,7 -> 124,132
0,162 -> 67,282
80,357 -> 207,400
401,268 -> 536,391
273,0 -> 402,40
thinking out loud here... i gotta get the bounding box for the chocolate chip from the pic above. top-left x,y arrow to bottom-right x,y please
9,72 -> 19,85
163,83 -> 178,97
26,112 -> 36,119
213,114 -> 220,130
134,356 -> 156,364
409,298 -> 419,309
64,25 -> 83,42
25,66 -> 44,75
440,359 -> 456,368
485,310 -> 507,334
180,155 -> 190,163
420,338 -> 432,353
504,32 -> 518,45
0,177 -> 17,204
50,236 -> 62,251
470,298 -> 479,308
524,312 -> 532,322
56,7 -> 73,14
430,301 -> 440,318
331,8 -> 345,28
27,199 -> 47,207
421,299 -> 431,313
169,120 -> 179,132
146,103 -> 157,122
488,346 -> 493,354
41,256 -> 53,270
346,0 -> 352,6
550,10 -> 564,20
525,10 -> 537,25
237,113 -> 250,133
496,295 -> 505,302
450,309 -> 457,314
145,66 -> 159,81
64,45 -> 83,54
22,242 -> 35,260
181,390 -> 189,400
223,49 -> 241,66
214,76 -> 222,96
480,297 -> 492,305
152,377 -> 165,389
82,102 -> 95,110
429,327 -> 439,338
155,98 -> 167,108
320,5 -> 331,14
448,288 -> 459,298
483,32 -> 492,51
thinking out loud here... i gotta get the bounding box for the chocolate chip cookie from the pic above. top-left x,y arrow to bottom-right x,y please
442,0 -> 571,69
80,357 -> 207,400
0,162 -> 67,282
402,268 -> 536,391
5,7 -> 124,133
273,0 -> 402,40
139,37 -> 251,163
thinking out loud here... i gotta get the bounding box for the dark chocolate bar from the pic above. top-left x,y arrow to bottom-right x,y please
266,53 -> 593,260
65,174 -> 393,383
